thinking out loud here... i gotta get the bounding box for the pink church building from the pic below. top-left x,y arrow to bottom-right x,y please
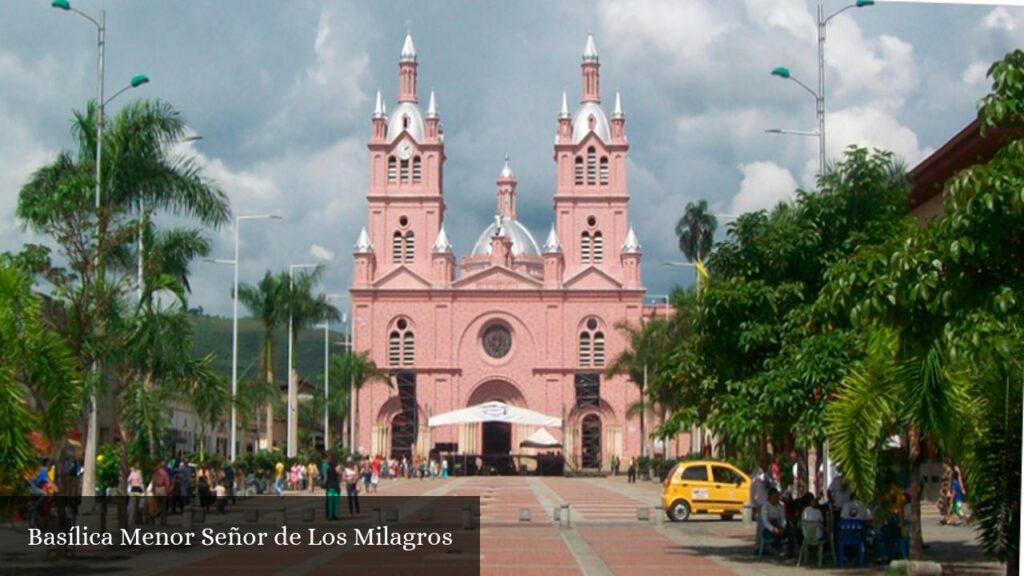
349,33 -> 662,470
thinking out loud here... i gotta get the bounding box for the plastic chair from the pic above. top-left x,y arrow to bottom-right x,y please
797,520 -> 830,567
835,518 -> 866,567
756,525 -> 786,559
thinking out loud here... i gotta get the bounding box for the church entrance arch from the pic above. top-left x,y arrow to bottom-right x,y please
467,379 -> 525,474
581,414 -> 602,469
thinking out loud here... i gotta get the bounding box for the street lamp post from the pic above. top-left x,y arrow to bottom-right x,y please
769,0 -> 874,178
320,294 -> 346,451
52,0 -> 149,498
287,263 -> 319,458
640,294 -> 671,460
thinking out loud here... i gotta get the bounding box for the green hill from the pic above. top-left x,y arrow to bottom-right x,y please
189,314 -> 348,386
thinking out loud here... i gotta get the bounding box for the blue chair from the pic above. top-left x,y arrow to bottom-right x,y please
835,518 -> 866,567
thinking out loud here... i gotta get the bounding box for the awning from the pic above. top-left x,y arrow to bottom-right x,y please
519,428 -> 562,448
428,401 -> 561,428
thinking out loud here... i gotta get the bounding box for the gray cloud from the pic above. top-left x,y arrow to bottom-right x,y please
1,0 -> 1020,316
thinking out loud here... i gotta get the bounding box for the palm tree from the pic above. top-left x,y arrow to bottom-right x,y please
182,357 -> 230,465
237,271 -> 289,450
17,98 -> 229,497
326,351 -> 389,449
675,200 -> 718,263
826,328 -> 970,559
605,319 -> 666,459
283,266 -> 340,450
0,257 -> 82,492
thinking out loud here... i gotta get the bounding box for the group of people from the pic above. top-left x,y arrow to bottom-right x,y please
128,460 -> 237,525
271,454 -> 453,499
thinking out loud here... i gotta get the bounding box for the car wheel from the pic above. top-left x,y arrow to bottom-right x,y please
720,513 -> 735,521
668,500 -> 691,522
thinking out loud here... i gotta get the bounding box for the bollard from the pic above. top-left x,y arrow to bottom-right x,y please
560,504 -> 571,529
519,508 -> 531,522
553,506 -> 561,522
637,507 -> 650,522
245,509 -> 259,523
461,505 -> 473,530
654,506 -> 664,526
302,508 -> 315,522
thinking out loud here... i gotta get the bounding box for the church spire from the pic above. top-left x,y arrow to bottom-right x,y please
426,90 -> 438,118
559,91 -> 570,119
373,89 -> 384,118
580,34 -> 601,103
398,31 -> 419,103
496,155 -> 517,219
612,91 -> 623,119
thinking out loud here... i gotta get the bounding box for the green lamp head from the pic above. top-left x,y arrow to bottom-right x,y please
856,0 -> 875,6
130,74 -> 150,88
771,67 -> 791,79
51,0 -> 71,10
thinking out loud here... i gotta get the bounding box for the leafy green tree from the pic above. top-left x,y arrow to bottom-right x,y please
237,270 -> 290,449
821,50 -> 1023,568
0,257 -> 82,492
675,200 -> 717,263
326,350 -> 389,449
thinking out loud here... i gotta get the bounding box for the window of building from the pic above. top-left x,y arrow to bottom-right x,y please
581,232 -> 591,263
400,159 -> 410,183
575,157 -> 584,185
587,149 -> 597,183
599,157 -> 609,185
389,331 -> 401,365
389,319 -> 415,367
593,332 -> 605,366
404,231 -> 415,262
482,324 -> 512,359
387,156 -> 397,183
392,231 -> 403,263
592,232 -> 604,263
579,332 -> 591,367
412,156 -> 422,183
402,332 -> 415,366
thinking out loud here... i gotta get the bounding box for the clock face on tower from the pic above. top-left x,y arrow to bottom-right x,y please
396,140 -> 413,160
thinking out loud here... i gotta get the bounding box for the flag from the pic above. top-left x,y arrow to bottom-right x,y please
694,259 -> 709,285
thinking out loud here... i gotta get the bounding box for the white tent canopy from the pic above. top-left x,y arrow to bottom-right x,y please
519,428 -> 561,448
428,401 -> 561,428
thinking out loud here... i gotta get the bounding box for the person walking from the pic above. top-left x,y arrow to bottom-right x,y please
627,456 -> 637,484
324,455 -> 340,520
441,456 -> 449,479
127,463 -> 145,525
370,456 -> 381,493
224,461 -> 236,505
308,461 -> 319,494
274,460 -> 285,497
151,461 -> 171,526
343,457 -> 360,516
949,467 -> 967,525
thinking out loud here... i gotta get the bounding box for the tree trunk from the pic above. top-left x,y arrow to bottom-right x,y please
116,411 -> 130,532
908,426 -> 924,559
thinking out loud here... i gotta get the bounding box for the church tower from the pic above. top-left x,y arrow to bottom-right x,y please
361,32 -> 446,282
553,35 -> 633,282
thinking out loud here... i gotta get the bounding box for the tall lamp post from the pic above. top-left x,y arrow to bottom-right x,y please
287,263 -> 319,458
640,294 -> 671,460
319,293 -> 346,451
769,0 -> 875,178
52,0 -> 149,498
206,214 -> 282,463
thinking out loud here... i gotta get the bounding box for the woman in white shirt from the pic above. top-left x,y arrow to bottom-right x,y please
343,458 -> 360,516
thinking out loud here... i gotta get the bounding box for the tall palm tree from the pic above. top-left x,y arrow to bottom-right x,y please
17,98 -> 229,497
675,200 -> 718,263
605,319 -> 666,459
237,271 -> 289,450
283,266 -> 340,450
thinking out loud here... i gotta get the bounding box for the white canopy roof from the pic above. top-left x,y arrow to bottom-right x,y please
519,428 -> 561,448
428,401 -> 561,428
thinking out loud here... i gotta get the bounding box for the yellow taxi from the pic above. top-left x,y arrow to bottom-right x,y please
662,460 -> 750,521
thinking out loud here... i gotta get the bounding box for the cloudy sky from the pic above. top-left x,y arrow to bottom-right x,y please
2,0 -> 1021,317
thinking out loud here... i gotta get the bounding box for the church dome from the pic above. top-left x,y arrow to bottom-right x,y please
471,216 -> 542,258
572,101 -> 611,144
387,102 -> 426,143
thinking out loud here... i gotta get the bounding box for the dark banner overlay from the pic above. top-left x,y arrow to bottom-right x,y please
0,496 -> 481,576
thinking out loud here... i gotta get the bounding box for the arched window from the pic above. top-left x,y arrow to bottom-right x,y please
579,332 -> 592,367
599,156 -> 609,185
387,156 -> 397,183
593,332 -> 605,367
586,147 -> 597,185
574,157 -> 584,185
389,331 -> 402,365
580,232 -> 591,263
392,231 -> 403,263
402,332 -> 415,365
404,231 -> 415,263
400,159 -> 410,183
412,156 -> 422,183
592,232 -> 604,264
402,115 -> 410,130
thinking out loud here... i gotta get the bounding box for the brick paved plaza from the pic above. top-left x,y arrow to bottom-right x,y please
1,475 -> 1000,575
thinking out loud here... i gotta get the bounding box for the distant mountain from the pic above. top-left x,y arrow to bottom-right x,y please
189,313 -> 349,386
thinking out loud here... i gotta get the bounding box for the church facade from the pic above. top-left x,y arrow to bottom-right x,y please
349,33 -> 653,470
